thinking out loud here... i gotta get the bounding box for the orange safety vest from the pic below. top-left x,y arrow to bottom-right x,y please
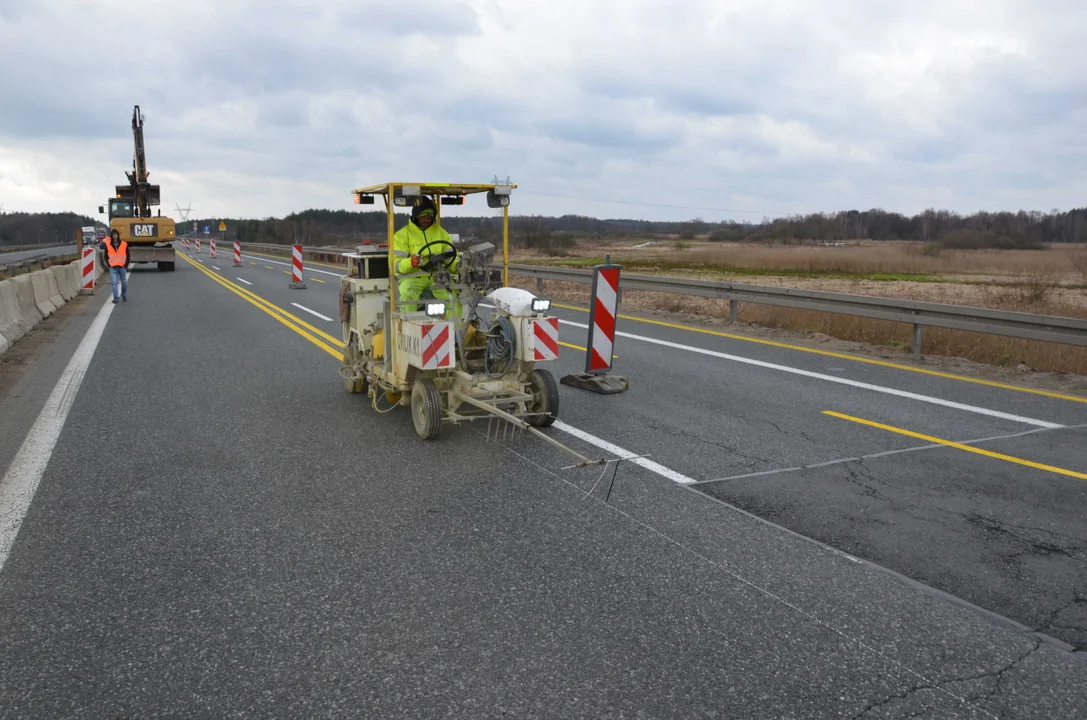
107,240 -> 128,267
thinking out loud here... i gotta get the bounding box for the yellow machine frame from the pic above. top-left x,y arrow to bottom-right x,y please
350,182 -> 516,312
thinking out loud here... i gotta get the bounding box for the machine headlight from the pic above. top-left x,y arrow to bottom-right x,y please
425,302 -> 447,318
531,298 -> 551,313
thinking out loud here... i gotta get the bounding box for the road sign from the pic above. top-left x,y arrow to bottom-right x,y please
218,221 -> 227,232
192,221 -> 197,234
204,226 -> 210,234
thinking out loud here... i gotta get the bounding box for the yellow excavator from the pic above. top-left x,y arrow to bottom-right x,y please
98,105 -> 177,271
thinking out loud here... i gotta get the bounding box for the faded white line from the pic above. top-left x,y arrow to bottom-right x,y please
241,253 -> 344,277
552,420 -> 697,484
211,266 -> 220,271
0,295 -> 115,571
290,302 -> 334,322
235,278 -> 252,285
558,319 -> 1061,429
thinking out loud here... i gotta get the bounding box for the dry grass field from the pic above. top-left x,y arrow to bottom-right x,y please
514,241 -> 1087,375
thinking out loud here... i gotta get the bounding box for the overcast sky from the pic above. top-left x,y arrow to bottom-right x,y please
1,0 -> 1084,222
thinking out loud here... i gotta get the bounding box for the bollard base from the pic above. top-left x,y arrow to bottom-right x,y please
289,282 -> 307,289
560,372 -> 629,394
78,288 -> 95,296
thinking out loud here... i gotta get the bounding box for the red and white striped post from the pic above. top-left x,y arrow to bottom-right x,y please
560,255 -> 628,394
232,240 -> 242,267
195,238 -> 201,253
289,244 -> 307,289
210,238 -> 217,258
79,246 -> 95,294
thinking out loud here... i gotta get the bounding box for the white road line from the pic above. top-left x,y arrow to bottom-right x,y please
211,266 -> 220,271
0,295 -> 115,571
553,420 -> 697,484
558,319 -> 1062,429
290,302 -> 334,322
235,278 -> 252,285
241,253 -> 344,278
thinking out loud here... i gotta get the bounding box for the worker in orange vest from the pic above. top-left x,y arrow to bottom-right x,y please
106,229 -> 130,303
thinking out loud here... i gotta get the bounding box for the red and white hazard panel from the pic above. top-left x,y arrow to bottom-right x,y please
587,266 -> 620,372
420,323 -> 455,369
532,317 -> 559,361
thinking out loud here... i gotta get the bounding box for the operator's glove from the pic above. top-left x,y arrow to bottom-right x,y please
410,254 -> 422,269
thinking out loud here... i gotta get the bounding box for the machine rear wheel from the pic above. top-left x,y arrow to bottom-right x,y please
411,379 -> 443,440
527,369 -> 559,427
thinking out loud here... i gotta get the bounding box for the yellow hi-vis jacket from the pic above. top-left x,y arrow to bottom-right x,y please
392,221 -> 455,278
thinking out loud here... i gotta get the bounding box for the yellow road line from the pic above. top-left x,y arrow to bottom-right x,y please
264,265 -> 273,269
824,410 -> 1087,481
311,278 -> 325,283
179,254 -> 342,358
552,302 -> 1087,404
559,341 -> 586,352
181,254 -> 345,347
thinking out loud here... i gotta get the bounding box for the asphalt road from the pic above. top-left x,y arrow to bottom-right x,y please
0,248 -> 1085,717
0,244 -> 77,263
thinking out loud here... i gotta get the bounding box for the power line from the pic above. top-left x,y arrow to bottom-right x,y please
516,190 -> 801,217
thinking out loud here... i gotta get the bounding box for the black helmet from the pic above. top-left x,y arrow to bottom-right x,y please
410,195 -> 437,225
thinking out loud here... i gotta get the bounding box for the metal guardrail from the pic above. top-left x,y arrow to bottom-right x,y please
225,242 -> 1087,354
510,264 -> 1087,354
0,253 -> 50,277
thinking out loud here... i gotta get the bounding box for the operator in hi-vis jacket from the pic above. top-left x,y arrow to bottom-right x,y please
105,229 -> 130,304
392,196 -> 458,311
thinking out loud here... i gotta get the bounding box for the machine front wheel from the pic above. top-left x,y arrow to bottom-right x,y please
527,369 -> 559,427
411,378 -> 443,440
342,343 -> 368,394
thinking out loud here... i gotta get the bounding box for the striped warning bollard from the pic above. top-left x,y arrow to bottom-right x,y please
289,244 -> 307,289
210,238 -> 217,258
195,238 -> 201,253
79,246 -> 95,294
232,241 -> 242,267
560,255 -> 628,394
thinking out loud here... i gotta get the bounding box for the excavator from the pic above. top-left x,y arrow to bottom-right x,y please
98,105 -> 177,271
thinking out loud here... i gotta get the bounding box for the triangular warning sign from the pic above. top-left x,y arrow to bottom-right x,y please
218,221 -> 227,231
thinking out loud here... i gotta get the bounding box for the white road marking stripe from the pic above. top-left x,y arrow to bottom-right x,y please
558,319 -> 1062,429
0,294 -> 116,571
552,421 -> 697,484
242,253 -> 344,277
290,302 -> 334,322
236,278 -> 252,285
211,266 -> 220,271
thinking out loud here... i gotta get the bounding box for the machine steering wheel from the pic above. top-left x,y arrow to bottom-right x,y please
417,239 -> 458,271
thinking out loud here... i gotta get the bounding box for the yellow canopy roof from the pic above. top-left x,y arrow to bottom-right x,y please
351,182 -> 517,196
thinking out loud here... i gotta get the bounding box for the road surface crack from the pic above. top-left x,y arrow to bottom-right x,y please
962,513 -> 1083,561
645,418 -> 775,467
850,641 -> 1039,719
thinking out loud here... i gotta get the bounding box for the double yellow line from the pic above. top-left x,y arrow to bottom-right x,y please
179,254 -> 344,359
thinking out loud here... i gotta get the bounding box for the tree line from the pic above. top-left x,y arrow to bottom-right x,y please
5,206 -> 1087,251
0,212 -> 101,248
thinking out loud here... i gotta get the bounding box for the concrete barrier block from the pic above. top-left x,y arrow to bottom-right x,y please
68,262 -> 81,293
12,275 -> 42,332
0,279 -> 24,352
45,270 -> 64,308
51,265 -> 74,301
30,270 -> 56,317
